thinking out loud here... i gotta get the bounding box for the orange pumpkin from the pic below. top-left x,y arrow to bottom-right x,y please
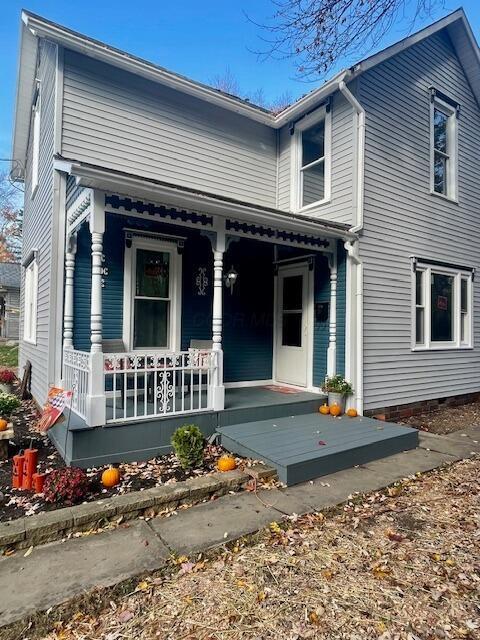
319,404 -> 330,415
346,408 -> 358,418
330,403 -> 342,417
101,466 -> 121,488
0,419 -> 8,432
217,455 -> 237,472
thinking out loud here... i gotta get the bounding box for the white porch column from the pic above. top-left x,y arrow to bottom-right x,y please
211,227 -> 226,411
63,233 -> 77,349
86,191 -> 106,426
326,251 -> 337,377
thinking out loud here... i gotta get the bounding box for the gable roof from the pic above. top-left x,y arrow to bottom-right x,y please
0,263 -> 21,289
11,8 -> 480,179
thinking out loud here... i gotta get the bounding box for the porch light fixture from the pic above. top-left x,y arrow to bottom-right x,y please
224,266 -> 238,294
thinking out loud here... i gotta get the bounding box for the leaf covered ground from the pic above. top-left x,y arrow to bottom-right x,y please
38,457 -> 480,640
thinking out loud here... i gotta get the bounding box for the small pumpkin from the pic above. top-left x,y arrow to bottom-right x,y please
346,408 -> 358,418
101,465 -> 121,488
217,454 -> 237,472
319,404 -> 330,415
330,403 -> 342,417
0,419 -> 8,432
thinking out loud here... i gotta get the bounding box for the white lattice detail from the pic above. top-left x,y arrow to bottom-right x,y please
67,188 -> 93,231
103,349 -> 218,423
63,348 -> 91,420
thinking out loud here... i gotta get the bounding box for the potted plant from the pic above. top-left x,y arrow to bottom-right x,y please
0,370 -> 15,394
322,375 -> 353,412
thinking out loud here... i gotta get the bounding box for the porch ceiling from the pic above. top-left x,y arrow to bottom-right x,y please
56,156 -> 357,243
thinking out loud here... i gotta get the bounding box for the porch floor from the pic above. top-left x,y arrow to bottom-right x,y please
105,386 -> 322,423
217,413 -> 419,486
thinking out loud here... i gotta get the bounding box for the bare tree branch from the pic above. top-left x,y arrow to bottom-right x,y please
252,0 -> 445,79
0,173 -> 22,262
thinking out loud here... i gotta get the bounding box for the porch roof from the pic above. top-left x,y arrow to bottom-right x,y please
56,156 -> 357,242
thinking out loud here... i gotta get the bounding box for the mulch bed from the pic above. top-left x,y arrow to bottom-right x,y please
401,400 -> 480,435
0,394 -> 243,523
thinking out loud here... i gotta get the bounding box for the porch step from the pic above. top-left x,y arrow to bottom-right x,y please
217,413 -> 419,486
49,389 -> 325,468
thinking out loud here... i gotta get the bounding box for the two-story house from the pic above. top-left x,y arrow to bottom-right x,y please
10,9 -> 480,470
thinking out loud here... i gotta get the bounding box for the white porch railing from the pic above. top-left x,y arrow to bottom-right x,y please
62,348 -> 90,420
103,350 -> 218,423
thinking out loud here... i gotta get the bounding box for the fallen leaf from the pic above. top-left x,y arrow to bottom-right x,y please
23,545 -> 34,557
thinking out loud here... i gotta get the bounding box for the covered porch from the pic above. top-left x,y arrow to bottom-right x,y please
61,177 -> 352,430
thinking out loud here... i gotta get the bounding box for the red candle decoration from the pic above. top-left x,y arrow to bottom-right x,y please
32,472 -> 46,494
22,448 -> 38,490
12,453 -> 24,489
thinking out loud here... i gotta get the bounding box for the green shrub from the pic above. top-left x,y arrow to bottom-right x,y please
171,424 -> 205,469
0,392 -> 21,417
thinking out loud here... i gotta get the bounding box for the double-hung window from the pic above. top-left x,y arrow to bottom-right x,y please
413,260 -> 472,349
292,106 -> 331,211
431,93 -> 458,200
23,256 -> 38,344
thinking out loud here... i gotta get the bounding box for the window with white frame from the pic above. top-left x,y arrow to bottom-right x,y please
431,94 -> 457,199
23,257 -> 38,344
123,236 -> 182,351
31,91 -> 41,196
413,261 -> 472,349
292,106 -> 331,211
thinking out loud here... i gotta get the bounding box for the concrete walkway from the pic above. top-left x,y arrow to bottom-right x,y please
1,426 -> 479,628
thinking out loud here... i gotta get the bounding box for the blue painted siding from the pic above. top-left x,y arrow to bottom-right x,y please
72,212 -> 274,382
223,239 -> 274,382
312,242 -> 347,386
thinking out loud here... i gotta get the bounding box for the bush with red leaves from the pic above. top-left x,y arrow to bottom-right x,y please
43,467 -> 90,504
0,369 -> 15,384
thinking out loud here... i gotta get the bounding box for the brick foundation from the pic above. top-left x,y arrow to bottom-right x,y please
364,391 -> 480,422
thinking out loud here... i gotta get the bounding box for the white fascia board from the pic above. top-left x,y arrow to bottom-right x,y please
353,9 -> 470,74
65,161 -> 356,241
22,12 -> 275,127
11,20 -> 38,180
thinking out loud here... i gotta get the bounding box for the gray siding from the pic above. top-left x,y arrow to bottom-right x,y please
277,90 -> 355,224
61,51 -> 277,208
19,40 -> 58,403
359,30 -> 480,410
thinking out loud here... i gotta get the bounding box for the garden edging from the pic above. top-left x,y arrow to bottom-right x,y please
0,464 -> 276,550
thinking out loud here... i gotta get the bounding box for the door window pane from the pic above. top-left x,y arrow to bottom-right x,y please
134,300 -> 168,348
282,313 -> 302,347
431,273 -> 454,342
283,275 -> 303,310
136,249 -> 169,298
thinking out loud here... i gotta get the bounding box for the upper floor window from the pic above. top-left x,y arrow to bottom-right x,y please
431,93 -> 458,200
413,260 -> 472,350
31,90 -> 41,197
291,106 -> 331,212
23,255 -> 38,344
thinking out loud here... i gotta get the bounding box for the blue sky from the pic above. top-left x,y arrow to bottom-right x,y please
1,0 -> 480,161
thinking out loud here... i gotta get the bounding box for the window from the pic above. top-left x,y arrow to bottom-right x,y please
413,262 -> 472,349
292,106 -> 331,211
123,237 -> 182,351
134,248 -> 171,348
31,92 -> 41,196
23,258 -> 38,344
431,96 -> 457,199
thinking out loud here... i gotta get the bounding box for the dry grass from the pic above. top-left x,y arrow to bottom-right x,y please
35,458 -> 480,640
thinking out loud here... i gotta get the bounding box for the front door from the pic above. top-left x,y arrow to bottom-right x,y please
275,263 -> 310,387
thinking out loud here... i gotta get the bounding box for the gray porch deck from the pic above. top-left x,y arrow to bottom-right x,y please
105,387 -> 323,425
217,413 -> 419,485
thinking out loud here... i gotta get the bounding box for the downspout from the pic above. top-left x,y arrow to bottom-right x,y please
339,80 -> 365,412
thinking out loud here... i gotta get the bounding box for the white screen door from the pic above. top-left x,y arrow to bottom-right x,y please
275,263 -> 309,387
